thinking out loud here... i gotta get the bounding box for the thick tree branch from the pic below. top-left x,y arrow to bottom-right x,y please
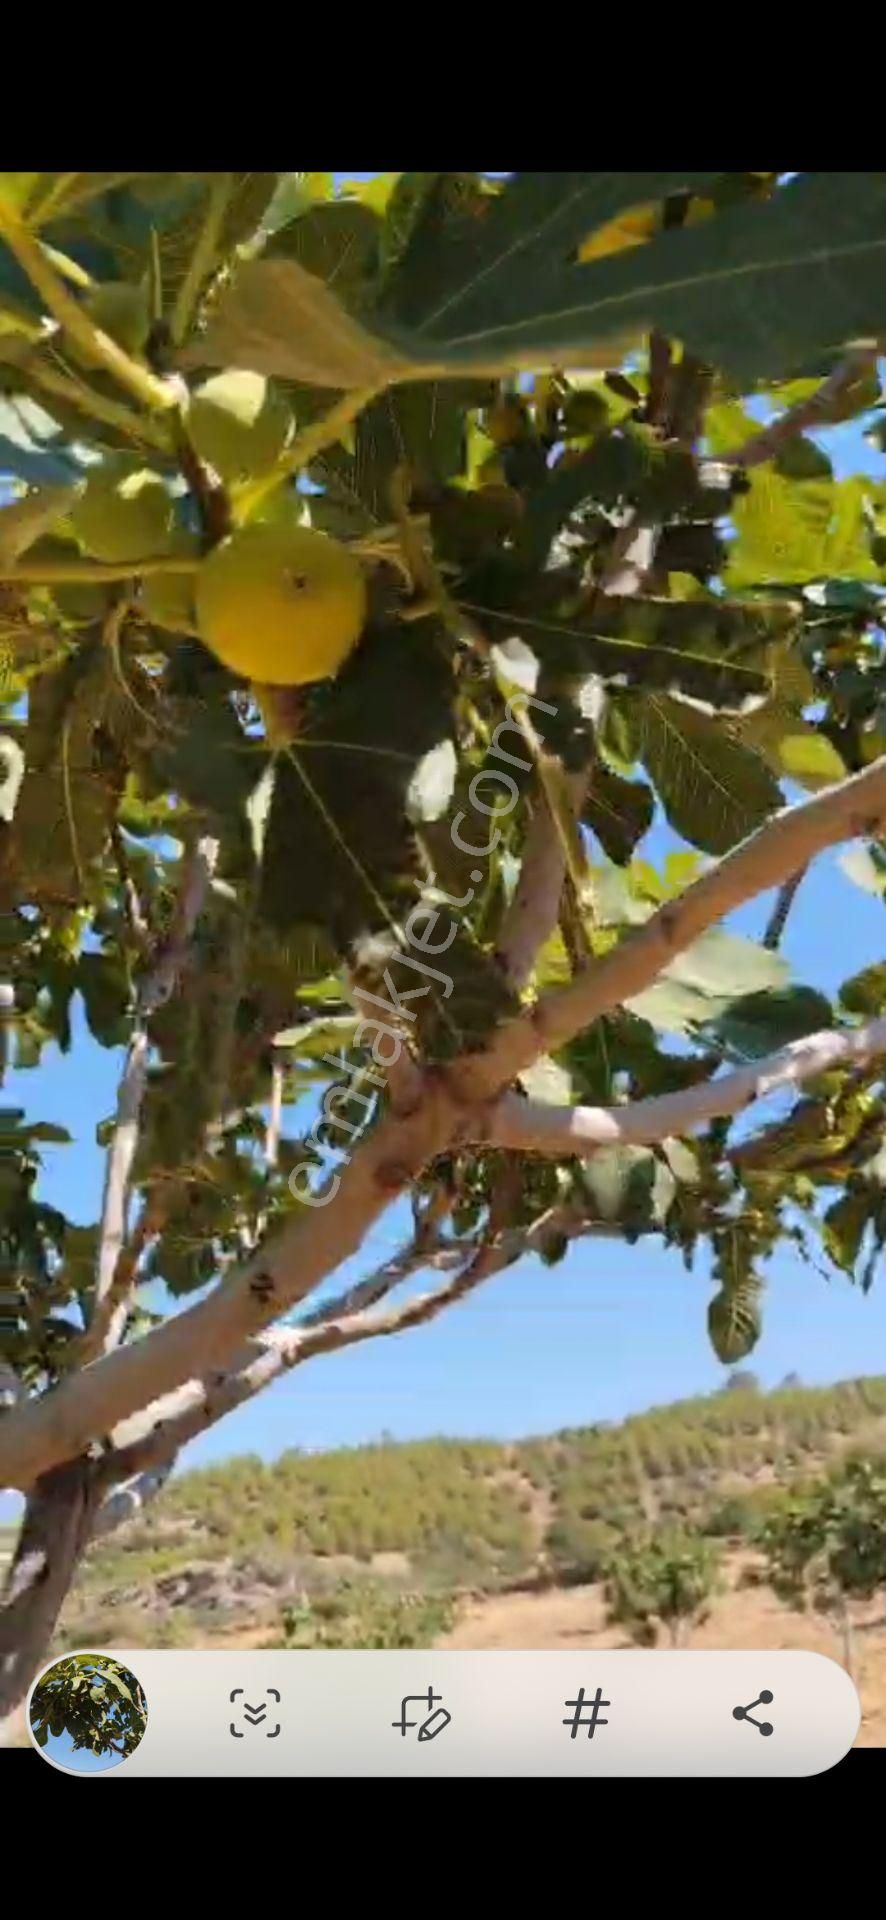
451,755 -> 886,1102
105,1328 -> 306,1481
0,1459 -> 102,1719
0,1079 -> 457,1492
487,1018 -> 886,1158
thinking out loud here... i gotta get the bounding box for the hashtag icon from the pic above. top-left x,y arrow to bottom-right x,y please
563,1686 -> 610,1739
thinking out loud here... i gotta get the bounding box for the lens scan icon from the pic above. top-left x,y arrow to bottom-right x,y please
29,1653 -> 148,1773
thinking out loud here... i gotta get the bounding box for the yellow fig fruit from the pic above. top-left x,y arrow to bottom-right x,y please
187,371 -> 292,483
72,465 -> 175,564
195,523 -> 366,686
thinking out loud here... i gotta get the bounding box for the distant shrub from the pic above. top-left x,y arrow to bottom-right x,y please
703,1496 -> 754,1539
279,1581 -> 453,1650
544,1515 -> 618,1583
604,1532 -> 720,1647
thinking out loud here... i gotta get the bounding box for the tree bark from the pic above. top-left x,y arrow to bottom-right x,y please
486,1017 -> 886,1156
452,754 -> 886,1101
0,1458 -> 101,1725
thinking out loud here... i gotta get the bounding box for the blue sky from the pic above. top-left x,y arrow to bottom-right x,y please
4,179 -> 886,1518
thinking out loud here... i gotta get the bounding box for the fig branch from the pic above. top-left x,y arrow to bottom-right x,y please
0,212 -> 176,415
452,754 -> 886,1101
2,754 -> 885,1494
486,1018 -> 886,1157
0,556 -> 201,584
75,834 -> 219,1366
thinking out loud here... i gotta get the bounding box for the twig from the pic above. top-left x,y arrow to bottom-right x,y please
171,173 -> 232,346
174,423 -> 232,548
763,865 -> 809,950
85,1029 -> 150,1359
294,1186 -> 562,1365
77,835 -> 219,1365
92,1462 -> 174,1538
494,336 -> 679,996
0,214 -> 175,414
234,383 -> 387,520
113,1224 -> 529,1481
110,822 -> 153,962
725,347 -> 879,471
0,556 -> 200,584
16,350 -> 171,451
265,1058 -> 283,1172
141,833 -> 220,1013
44,1210 -> 640,1494
558,873 -> 594,976
306,1162 -> 526,1333
300,1233 -> 456,1328
495,768 -> 590,992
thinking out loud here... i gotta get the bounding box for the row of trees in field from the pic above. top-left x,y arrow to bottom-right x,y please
607,1456 -> 886,1673
62,1374 -> 886,1604
47,1376 -> 886,1667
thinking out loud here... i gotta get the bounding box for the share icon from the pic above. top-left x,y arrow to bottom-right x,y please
733,1690 -> 774,1736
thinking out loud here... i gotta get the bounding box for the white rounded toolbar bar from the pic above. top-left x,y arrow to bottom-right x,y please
34,1649 -> 859,1777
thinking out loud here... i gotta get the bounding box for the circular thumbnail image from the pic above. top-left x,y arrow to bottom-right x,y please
28,1653 -> 148,1774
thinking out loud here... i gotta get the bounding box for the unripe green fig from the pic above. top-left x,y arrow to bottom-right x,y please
187,371 -> 292,483
71,465 -> 175,564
